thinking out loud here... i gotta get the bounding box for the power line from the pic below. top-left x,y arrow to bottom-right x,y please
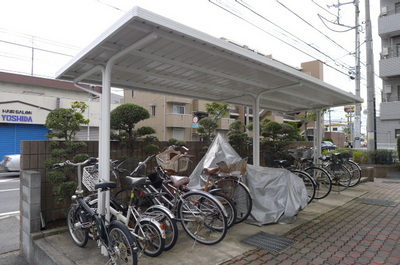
209,0 -> 355,77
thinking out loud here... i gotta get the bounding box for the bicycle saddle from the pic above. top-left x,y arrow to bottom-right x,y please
170,175 -> 189,188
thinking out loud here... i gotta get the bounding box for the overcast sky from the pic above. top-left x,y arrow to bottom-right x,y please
0,0 -> 381,131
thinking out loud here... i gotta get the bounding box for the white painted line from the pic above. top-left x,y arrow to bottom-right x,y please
0,211 -> 20,219
0,188 -> 19,192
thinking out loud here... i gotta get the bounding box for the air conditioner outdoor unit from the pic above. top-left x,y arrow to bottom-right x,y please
381,6 -> 388,16
384,84 -> 392,94
382,47 -> 389,56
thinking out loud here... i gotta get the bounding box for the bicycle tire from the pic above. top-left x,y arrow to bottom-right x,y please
144,206 -> 179,251
108,221 -> 138,265
291,170 -> 316,204
67,205 -> 89,247
114,189 -> 131,208
346,160 -> 362,187
214,179 -> 252,224
178,191 -> 227,245
325,163 -> 352,192
135,220 -> 165,257
305,166 -> 332,200
209,191 -> 237,229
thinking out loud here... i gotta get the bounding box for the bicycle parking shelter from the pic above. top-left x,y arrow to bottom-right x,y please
56,6 -> 363,185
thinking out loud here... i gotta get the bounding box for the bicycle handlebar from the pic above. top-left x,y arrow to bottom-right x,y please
52,157 -> 98,170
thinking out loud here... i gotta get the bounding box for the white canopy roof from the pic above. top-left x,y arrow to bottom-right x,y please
56,6 -> 363,171
57,7 -> 362,112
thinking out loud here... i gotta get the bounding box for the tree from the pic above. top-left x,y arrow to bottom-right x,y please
261,120 -> 301,154
110,103 -> 156,155
197,117 -> 218,144
197,102 -> 230,144
45,101 -> 89,141
227,120 -> 252,158
44,101 -> 90,203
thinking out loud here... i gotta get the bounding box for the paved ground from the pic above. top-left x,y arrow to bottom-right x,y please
221,178 -> 400,265
30,177 -> 400,265
0,214 -> 29,265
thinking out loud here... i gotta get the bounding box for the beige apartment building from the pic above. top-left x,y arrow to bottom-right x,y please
124,59 -> 323,141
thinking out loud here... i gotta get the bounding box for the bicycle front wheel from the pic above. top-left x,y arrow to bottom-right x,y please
291,170 -> 316,204
326,163 -> 352,192
144,206 -> 179,251
215,179 -> 252,224
135,220 -> 165,257
346,160 -> 362,187
209,191 -> 237,229
67,205 -> 89,247
305,166 -> 332,200
178,191 -> 228,245
108,221 -> 138,265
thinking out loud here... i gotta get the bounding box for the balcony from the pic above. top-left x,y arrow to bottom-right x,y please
379,56 -> 400,77
217,118 -> 236,130
378,11 -> 400,37
165,113 -> 193,128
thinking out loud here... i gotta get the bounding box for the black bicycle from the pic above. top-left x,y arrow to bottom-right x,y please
53,158 -> 138,265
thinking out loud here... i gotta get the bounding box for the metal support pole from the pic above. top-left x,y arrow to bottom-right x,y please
365,0 -> 376,151
354,0 -> 362,148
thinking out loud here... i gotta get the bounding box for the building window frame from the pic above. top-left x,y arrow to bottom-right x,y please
173,105 -> 185,114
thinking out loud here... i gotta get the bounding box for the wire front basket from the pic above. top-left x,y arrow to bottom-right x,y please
82,165 -> 99,192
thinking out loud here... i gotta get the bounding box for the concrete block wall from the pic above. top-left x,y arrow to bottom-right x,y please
20,170 -> 42,263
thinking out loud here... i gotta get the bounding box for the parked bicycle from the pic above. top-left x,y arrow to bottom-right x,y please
273,159 -> 316,204
118,152 -> 229,246
155,146 -> 237,229
83,162 -> 166,257
110,156 -> 179,252
339,153 -> 362,187
287,147 -> 333,200
199,159 -> 253,224
52,158 -> 138,265
321,153 -> 352,192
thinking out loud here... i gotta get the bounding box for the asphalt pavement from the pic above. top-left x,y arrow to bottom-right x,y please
0,214 -> 29,265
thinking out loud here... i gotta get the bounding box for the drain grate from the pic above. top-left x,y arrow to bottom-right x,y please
241,232 -> 295,253
356,198 -> 398,207
382,181 -> 400,184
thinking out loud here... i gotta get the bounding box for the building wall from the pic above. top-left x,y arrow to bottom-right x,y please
0,72 -> 122,156
378,0 -> 400,150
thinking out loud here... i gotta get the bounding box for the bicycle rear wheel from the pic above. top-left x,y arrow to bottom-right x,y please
291,170 -> 316,204
108,221 -> 138,265
178,191 -> 227,245
67,205 -> 89,247
215,179 -> 252,224
305,166 -> 332,200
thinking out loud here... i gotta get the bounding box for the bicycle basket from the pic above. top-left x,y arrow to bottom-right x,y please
82,165 -> 99,192
156,148 -> 189,173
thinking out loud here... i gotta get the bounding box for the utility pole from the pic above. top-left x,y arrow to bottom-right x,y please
353,0 -> 362,148
365,0 -> 376,151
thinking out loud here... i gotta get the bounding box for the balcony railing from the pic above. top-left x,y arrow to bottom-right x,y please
165,113 -> 192,128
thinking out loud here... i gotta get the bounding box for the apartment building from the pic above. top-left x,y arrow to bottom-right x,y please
124,59 -> 323,141
377,0 -> 400,149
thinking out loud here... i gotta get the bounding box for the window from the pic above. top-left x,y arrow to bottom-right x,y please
173,105 -> 185,114
173,128 -> 185,140
131,90 -> 136,97
397,86 -> 400,101
396,2 -> 400,13
151,105 -> 156,117
333,127 -> 338,132
395,129 -> 400,138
